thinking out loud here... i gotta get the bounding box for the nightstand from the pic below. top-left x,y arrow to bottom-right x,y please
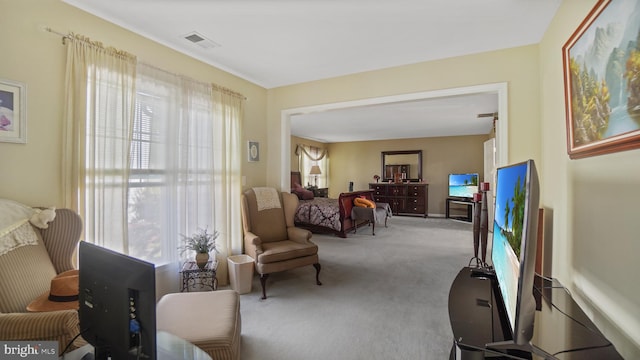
312,187 -> 328,197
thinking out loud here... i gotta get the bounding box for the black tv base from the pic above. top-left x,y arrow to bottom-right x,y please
448,267 -> 623,360
446,197 -> 474,222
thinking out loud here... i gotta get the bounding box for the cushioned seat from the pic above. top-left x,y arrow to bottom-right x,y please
241,187 -> 321,299
351,202 -> 392,235
259,240 -> 319,264
156,290 -> 241,360
0,202 -> 85,351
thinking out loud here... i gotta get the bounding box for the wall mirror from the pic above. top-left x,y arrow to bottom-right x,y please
381,150 -> 423,182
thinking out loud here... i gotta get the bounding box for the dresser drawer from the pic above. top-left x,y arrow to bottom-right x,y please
404,204 -> 425,214
373,195 -> 387,203
408,186 -> 425,197
369,184 -> 387,195
389,185 -> 407,196
369,182 -> 428,217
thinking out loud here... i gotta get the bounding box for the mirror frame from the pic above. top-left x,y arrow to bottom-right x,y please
381,150 -> 423,182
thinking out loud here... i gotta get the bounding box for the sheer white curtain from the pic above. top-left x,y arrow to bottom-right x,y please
62,34 -> 137,253
211,86 -> 243,257
63,34 -> 244,268
127,64 -> 219,263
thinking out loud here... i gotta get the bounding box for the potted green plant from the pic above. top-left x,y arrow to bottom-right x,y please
179,227 -> 219,269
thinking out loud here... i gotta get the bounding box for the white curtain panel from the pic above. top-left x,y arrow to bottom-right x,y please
62,35 -> 137,254
63,34 -> 243,267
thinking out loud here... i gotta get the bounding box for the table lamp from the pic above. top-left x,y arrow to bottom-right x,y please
310,165 -> 322,186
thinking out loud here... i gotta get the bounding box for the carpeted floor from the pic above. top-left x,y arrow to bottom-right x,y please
237,216 -> 474,360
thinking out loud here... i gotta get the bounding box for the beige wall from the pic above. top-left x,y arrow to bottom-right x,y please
539,1 -> 640,357
0,0 -> 268,206
266,45 -> 541,189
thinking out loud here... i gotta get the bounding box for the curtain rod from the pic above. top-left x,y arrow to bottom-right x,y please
44,26 -> 72,44
43,26 -> 247,101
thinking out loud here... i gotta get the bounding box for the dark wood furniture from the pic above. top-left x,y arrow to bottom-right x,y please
448,267 -> 623,359
369,182 -> 428,217
306,186 -> 328,197
446,197 -> 473,222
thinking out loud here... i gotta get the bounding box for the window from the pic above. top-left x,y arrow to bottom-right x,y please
295,144 -> 328,188
65,38 -> 242,266
125,68 -> 217,264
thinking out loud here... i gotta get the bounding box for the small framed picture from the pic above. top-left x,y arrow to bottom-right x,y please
0,78 -> 27,144
248,141 -> 259,162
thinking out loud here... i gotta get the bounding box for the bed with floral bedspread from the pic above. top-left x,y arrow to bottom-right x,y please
291,171 -> 375,238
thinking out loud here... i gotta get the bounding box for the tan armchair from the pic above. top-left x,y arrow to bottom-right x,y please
241,188 -> 321,299
0,207 -> 85,351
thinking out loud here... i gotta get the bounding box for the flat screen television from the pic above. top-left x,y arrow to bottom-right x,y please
489,159 -> 539,349
448,173 -> 479,199
79,242 -> 157,360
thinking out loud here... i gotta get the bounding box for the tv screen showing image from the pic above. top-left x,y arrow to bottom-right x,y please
448,173 -> 479,199
490,159 -> 539,346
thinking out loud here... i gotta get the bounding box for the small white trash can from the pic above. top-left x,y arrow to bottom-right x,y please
227,255 -> 254,294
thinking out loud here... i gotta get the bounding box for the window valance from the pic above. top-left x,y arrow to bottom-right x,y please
295,144 -> 328,161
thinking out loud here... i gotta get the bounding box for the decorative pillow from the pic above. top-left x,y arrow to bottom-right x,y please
30,208 -> 57,229
354,197 -> 375,208
292,183 -> 314,200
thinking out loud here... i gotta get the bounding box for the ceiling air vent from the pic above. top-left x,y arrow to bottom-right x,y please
182,31 -> 220,49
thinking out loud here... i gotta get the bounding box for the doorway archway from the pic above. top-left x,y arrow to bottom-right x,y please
280,82 -> 508,190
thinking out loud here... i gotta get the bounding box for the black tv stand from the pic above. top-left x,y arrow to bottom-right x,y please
446,197 -> 474,222
469,266 -> 495,279
448,267 -> 622,360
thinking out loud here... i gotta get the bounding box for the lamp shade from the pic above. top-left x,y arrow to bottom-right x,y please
309,165 -> 322,175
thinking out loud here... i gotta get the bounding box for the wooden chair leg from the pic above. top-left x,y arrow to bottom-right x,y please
260,273 -> 269,300
313,263 -> 322,286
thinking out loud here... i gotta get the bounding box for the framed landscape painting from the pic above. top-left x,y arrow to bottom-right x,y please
0,78 -> 26,143
562,0 -> 640,159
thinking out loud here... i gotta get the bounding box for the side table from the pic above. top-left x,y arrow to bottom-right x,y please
180,260 -> 218,292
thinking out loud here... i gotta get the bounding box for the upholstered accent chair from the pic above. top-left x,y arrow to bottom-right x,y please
0,207 -> 85,350
240,188 -> 321,299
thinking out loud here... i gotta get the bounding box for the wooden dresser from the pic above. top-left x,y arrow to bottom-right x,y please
369,183 -> 428,217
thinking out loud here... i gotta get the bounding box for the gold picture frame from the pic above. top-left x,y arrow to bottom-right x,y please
0,78 -> 27,144
562,0 -> 640,159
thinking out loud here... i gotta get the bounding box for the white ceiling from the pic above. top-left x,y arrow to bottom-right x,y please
62,0 -> 560,141
291,92 -> 499,143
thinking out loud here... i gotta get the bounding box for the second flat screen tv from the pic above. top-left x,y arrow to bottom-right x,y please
448,173 -> 479,199
490,159 -> 539,348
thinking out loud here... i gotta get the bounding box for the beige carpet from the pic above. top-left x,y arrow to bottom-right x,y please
236,216 -> 474,360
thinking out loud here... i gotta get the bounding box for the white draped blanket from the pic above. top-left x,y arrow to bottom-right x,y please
0,199 -> 56,256
253,187 -> 281,211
